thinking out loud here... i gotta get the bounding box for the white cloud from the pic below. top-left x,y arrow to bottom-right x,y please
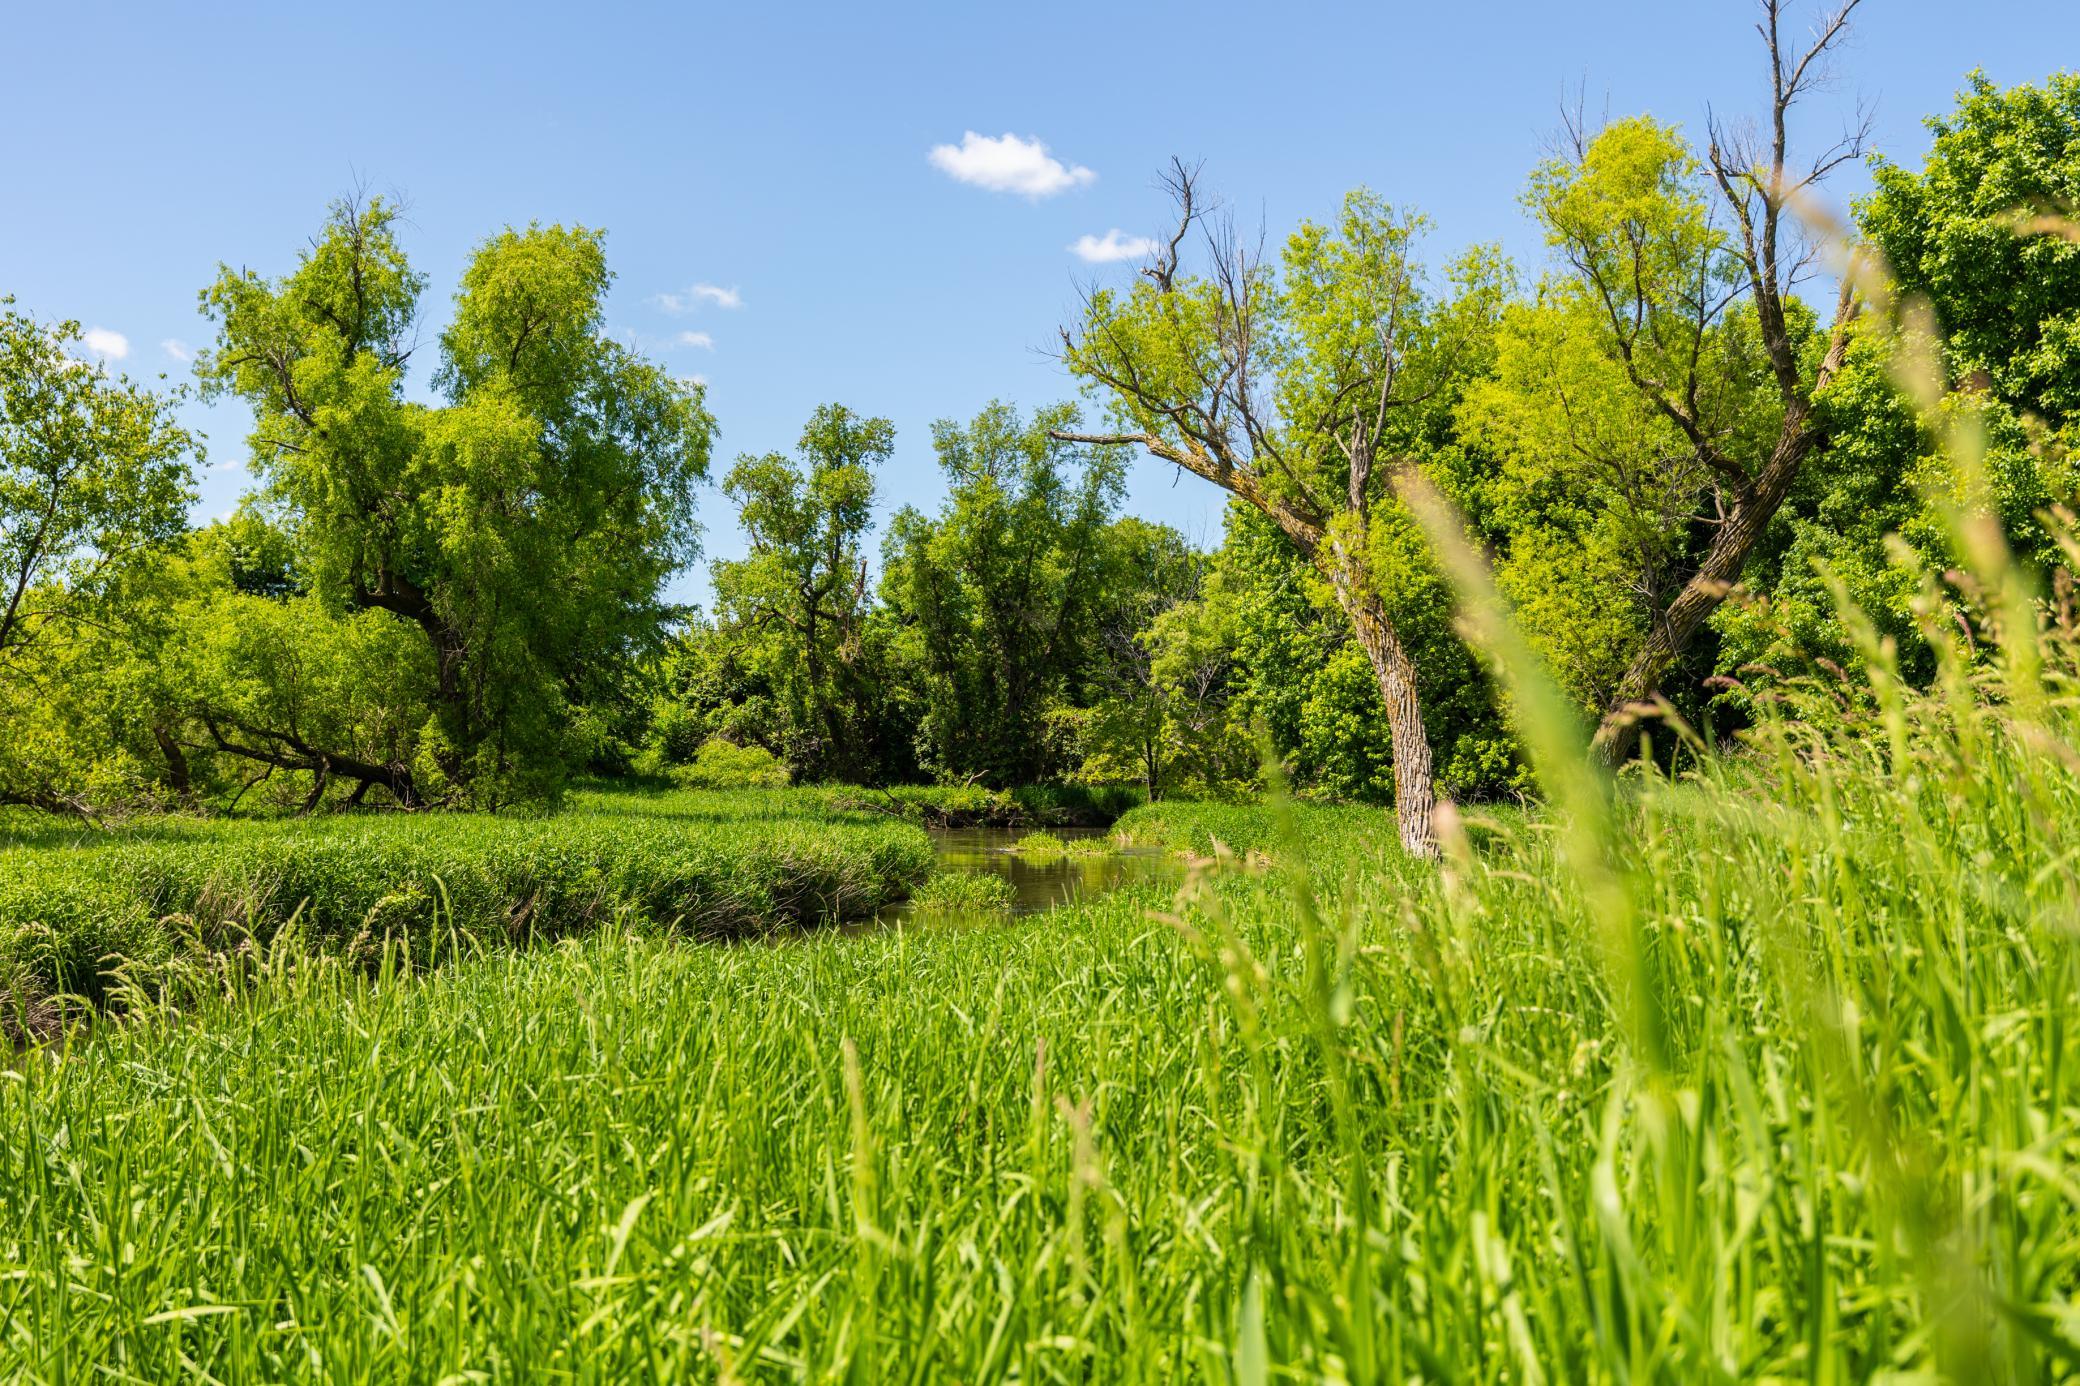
676,330 -> 715,349
162,338 -> 193,362
656,282 -> 743,313
211,457 -> 245,473
1070,229 -> 1160,263
81,327 -> 130,360
679,373 -> 708,388
929,131 -> 1095,198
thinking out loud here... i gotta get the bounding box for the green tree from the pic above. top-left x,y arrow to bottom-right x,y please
880,401 -> 1124,786
0,301 -> 196,814
196,197 -> 714,805
1,302 -> 195,685
711,404 -> 894,782
1526,5 -> 1866,760
1453,286 -> 1776,717
1073,516 -> 1204,799
1716,70 -> 2080,697
1859,69 -> 2080,568
1061,174 -> 1505,854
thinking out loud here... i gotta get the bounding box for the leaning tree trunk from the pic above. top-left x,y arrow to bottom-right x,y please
1590,420 -> 1821,765
1325,546 -> 1438,859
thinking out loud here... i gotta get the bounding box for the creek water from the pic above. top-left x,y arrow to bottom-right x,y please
875,826 -> 1182,923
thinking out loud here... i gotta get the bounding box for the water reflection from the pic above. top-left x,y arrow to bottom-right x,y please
878,827 -> 1181,923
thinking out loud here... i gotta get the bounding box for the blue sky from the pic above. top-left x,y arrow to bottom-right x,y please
5,1 -> 2075,607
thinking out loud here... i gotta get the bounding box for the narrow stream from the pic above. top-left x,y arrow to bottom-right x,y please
876,826 -> 1182,923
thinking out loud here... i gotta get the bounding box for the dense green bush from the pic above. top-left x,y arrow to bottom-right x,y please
668,738 -> 791,790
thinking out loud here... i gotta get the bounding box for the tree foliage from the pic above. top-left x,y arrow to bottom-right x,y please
196,198 -> 714,804
711,404 -> 894,783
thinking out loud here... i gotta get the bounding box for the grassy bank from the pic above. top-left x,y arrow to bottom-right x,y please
0,787 -> 931,1012
5,631 -> 2078,1379
826,782 -> 1144,829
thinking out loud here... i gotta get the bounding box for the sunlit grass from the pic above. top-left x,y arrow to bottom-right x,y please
0,788 -> 932,1014
6,610 -> 2078,1379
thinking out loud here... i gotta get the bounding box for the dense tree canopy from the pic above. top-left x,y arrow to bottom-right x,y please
880,402 -> 1128,786
711,404 -> 894,783
196,198 -> 714,805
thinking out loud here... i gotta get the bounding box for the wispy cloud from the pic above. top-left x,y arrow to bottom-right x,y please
929,131 -> 1095,198
162,338 -> 193,362
679,373 -> 709,389
676,330 -> 715,349
81,327 -> 130,360
656,282 -> 743,313
1070,229 -> 1159,264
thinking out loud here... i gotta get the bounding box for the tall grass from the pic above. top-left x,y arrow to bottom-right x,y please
1,787 -> 932,1014
4,595 -> 2077,1377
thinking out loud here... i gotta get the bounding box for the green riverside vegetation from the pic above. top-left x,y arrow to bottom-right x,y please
7,11 -> 2080,1380
3,617 -> 2076,1378
0,788 -> 931,1016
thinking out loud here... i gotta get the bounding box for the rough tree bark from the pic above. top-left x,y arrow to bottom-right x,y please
1326,545 -> 1439,857
1053,426 -> 1442,858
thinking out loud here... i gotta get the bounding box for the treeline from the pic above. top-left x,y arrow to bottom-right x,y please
642,399 -> 1418,801
4,43 -> 2078,828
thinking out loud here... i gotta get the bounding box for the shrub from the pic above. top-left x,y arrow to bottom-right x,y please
670,739 -> 790,790
1009,831 -> 1068,860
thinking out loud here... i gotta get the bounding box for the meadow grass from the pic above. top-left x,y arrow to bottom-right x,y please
0,787 -> 932,1014
4,616 -> 2078,1380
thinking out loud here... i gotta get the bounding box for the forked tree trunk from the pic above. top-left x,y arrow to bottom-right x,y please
1325,547 -> 1438,859
1590,416 -> 1821,765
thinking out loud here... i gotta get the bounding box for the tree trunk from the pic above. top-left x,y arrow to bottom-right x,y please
1590,419 -> 1819,765
151,724 -> 194,805
1325,547 -> 1438,859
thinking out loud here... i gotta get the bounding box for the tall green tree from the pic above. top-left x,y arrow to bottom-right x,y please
880,401 -> 1124,786
711,404 -> 894,782
1527,4 -> 1866,760
1453,285 -> 1775,717
196,197 -> 714,805
1061,176 -> 1505,854
1073,516 -> 1204,800
1715,70 -> 2080,694
1,301 -> 195,683
1859,69 -> 2080,568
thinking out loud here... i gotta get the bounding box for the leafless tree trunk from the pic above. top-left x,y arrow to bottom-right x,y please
1325,543 -> 1438,854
